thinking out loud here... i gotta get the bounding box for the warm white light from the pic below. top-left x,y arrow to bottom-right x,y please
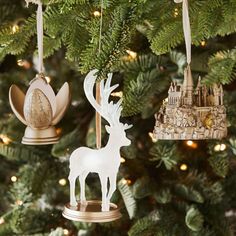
126,50 -> 137,59
214,144 -> 221,151
200,40 -> 206,47
214,143 -> 226,152
0,134 -> 11,144
11,176 -> 17,182
16,200 -> 23,206
93,11 -> 101,17
59,178 -> 67,186
120,157 -> 126,163
186,140 -> 193,146
148,132 -> 157,143
12,25 -> 19,33
63,229 -> 69,235
17,59 -> 30,69
186,140 -> 198,149
0,218 -> 4,225
122,179 -> 132,185
45,76 -> 51,83
174,8 -> 179,17
220,144 -> 226,151
180,164 -> 188,171
111,91 -> 123,98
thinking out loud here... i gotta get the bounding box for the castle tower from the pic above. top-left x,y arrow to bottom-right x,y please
168,82 -> 174,105
220,84 -> 223,105
195,77 -> 202,106
213,84 -> 220,106
182,65 -> 193,106
202,85 -> 208,106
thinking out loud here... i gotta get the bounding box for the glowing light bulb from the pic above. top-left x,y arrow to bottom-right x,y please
186,140 -> 193,146
122,179 -> 132,185
17,59 -> 31,69
11,176 -> 17,182
120,157 -> 126,163
220,144 -> 226,151
126,50 -> 137,60
16,200 -> 23,206
12,25 -> 19,33
0,218 -> 4,225
63,229 -> 69,235
59,178 -> 67,186
93,11 -> 101,17
148,132 -> 157,143
0,134 -> 11,144
180,164 -> 188,171
186,140 -> 198,149
214,143 -> 226,152
174,8 -> 179,17
200,40 -> 206,47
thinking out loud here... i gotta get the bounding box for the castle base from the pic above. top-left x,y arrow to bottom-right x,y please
154,105 -> 227,140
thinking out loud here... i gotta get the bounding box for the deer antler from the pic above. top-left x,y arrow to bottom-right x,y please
84,70 -> 122,127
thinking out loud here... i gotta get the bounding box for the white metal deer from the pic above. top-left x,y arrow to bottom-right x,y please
68,69 -> 132,211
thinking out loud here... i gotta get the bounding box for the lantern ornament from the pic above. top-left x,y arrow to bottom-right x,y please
63,70 -> 132,222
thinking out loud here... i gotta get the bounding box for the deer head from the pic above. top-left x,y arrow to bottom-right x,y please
84,70 -> 132,147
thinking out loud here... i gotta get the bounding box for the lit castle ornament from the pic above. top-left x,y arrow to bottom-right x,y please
153,0 -> 227,140
63,70 -> 132,222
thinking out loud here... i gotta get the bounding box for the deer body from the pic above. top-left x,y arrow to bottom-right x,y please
68,70 -> 132,211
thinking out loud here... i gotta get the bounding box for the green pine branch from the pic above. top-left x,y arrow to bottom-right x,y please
203,49 -> 236,85
80,3 -> 138,78
118,179 -> 137,219
0,15 -> 36,61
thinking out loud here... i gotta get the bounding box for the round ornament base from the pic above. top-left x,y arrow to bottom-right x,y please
62,200 -> 122,223
22,126 -> 59,145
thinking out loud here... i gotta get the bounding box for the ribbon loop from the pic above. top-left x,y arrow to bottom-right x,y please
174,0 -> 191,64
25,0 -> 44,73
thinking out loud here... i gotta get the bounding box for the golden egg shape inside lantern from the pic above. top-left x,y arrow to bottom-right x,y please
23,89 -> 53,129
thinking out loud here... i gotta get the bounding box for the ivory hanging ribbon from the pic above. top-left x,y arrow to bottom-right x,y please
174,0 -> 191,64
25,0 -> 44,73
95,0 -> 104,149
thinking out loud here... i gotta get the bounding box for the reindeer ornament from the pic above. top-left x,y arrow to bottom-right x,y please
63,70 -> 132,222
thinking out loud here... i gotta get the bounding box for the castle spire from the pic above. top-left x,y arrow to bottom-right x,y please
182,65 -> 193,105
195,76 -> 202,106
196,77 -> 201,90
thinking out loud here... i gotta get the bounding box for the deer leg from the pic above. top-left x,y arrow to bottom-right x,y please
79,171 -> 88,206
68,173 -> 77,207
99,174 -> 108,211
107,173 -> 117,208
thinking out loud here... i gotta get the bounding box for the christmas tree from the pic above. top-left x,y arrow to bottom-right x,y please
0,0 -> 236,235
